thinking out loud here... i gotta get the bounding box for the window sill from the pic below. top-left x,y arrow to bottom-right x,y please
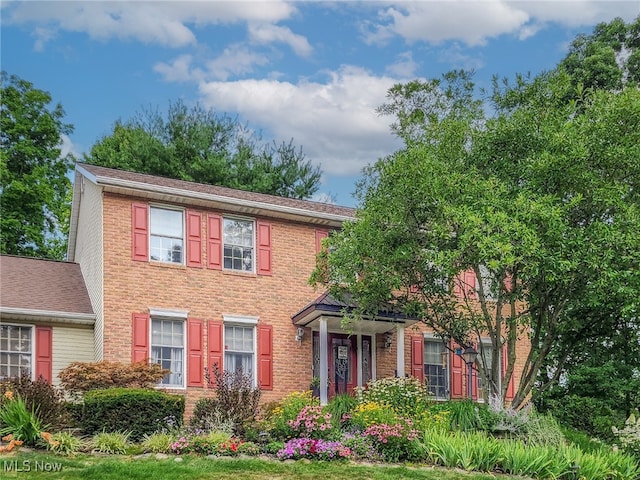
149,260 -> 187,270
222,269 -> 257,278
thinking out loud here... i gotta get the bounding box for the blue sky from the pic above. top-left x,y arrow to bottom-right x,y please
2,1 -> 638,207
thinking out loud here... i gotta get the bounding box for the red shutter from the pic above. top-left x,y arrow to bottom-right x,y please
207,214 -> 222,270
35,326 -> 52,383
315,229 -> 328,253
464,270 -> 477,299
411,336 -> 424,382
207,320 -> 223,386
257,221 -> 272,276
187,318 -> 204,387
132,313 -> 149,362
186,211 -> 202,268
502,344 -> 515,401
257,324 -> 273,390
450,341 -> 465,399
131,203 -> 149,261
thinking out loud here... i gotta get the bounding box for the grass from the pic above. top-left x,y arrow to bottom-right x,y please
0,451 -> 522,479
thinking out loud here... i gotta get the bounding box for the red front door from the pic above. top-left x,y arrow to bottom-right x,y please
329,335 -> 357,396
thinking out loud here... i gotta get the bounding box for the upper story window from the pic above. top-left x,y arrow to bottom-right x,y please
150,207 -> 183,264
223,218 -> 254,272
0,324 -> 32,380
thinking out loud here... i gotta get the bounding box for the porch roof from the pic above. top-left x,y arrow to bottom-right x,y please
291,292 -> 419,334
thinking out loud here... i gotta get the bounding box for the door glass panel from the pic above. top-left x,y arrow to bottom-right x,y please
332,339 -> 351,394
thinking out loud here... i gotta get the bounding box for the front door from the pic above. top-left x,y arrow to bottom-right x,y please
330,335 -> 356,396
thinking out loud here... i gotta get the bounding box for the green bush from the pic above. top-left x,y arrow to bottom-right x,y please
81,388 -> 184,441
0,372 -> 68,429
141,432 -> 174,453
92,430 -> 131,454
262,391 -> 318,440
0,393 -> 43,446
46,431 -> 84,456
543,394 -> 623,441
360,377 -> 431,418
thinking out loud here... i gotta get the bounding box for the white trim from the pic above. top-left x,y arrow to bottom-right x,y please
0,308 -> 95,325
149,204 -> 186,266
319,318 -> 329,406
371,333 -> 377,381
356,334 -> 363,388
0,323 -> 35,380
222,314 -> 259,325
396,326 -> 405,377
149,308 -> 189,319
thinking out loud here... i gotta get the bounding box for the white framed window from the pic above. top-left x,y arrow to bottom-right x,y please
150,206 -> 184,264
223,218 -> 254,272
223,315 -> 257,384
0,324 -> 33,380
424,337 -> 448,400
151,318 -> 185,388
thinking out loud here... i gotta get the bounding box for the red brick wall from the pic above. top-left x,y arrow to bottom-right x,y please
101,193 -> 321,416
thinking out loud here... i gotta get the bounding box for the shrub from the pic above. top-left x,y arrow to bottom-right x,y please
544,394 -> 622,441
191,365 -> 260,438
613,411 -> 640,459
521,411 -> 565,448
287,405 -> 336,439
141,432 -> 174,453
360,377 -> 431,418
351,401 -> 398,429
81,388 -> 184,441
276,437 -> 352,461
263,390 -> 318,440
0,372 -> 68,429
169,431 -> 245,456
58,361 -> 168,398
361,418 -> 421,462
92,430 -> 131,454
45,431 -> 84,456
340,432 -> 382,461
0,392 -> 44,445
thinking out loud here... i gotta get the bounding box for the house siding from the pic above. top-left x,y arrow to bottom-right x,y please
100,193 -> 322,413
73,179 -> 104,360
51,325 -> 94,386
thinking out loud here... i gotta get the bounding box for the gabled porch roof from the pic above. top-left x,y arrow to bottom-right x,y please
292,292 -> 418,334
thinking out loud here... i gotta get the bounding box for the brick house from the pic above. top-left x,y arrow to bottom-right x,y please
1,163 -> 526,411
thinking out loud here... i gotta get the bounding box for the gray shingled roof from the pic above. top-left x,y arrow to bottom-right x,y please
0,255 -> 94,315
79,163 -> 356,219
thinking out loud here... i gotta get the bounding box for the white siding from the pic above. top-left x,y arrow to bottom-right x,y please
73,178 -> 104,360
52,325 -> 94,386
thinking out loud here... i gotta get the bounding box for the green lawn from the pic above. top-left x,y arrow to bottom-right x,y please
1,452 -> 523,479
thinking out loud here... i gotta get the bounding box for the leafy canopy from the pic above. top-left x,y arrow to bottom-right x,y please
0,72 -> 74,260
86,100 -> 322,199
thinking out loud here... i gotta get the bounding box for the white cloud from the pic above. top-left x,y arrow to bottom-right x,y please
198,66 -> 404,176
438,44 -> 485,71
60,134 -> 81,159
385,51 -> 419,78
154,54 -> 204,83
363,1 -> 639,47
248,23 -> 313,57
4,1 -> 297,49
206,45 -> 271,81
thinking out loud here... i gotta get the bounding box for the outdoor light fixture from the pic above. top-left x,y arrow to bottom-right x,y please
384,332 -> 393,349
295,327 -> 304,342
461,346 -> 478,399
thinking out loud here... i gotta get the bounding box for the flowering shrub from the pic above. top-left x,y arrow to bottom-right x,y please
362,418 -> 422,462
351,401 -> 398,429
413,409 -> 450,433
360,377 -> 431,418
169,431 -> 245,456
287,405 -> 335,439
277,437 -> 352,461
340,432 -> 383,461
264,391 -> 318,440
613,411 -> 640,459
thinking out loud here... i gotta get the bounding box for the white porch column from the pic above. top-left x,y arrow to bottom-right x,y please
356,333 -> 363,389
319,317 -> 329,406
396,326 -> 405,377
371,333 -> 377,380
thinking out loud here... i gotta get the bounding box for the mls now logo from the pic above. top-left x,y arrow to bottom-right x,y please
3,460 -> 63,472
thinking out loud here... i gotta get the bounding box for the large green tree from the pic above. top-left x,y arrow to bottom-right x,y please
312,70 -> 640,409
86,101 -> 322,199
0,72 -> 74,260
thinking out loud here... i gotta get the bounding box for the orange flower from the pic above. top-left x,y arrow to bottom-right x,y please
2,434 -> 14,442
14,440 -> 23,446
40,432 -> 53,443
2,390 -> 13,400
